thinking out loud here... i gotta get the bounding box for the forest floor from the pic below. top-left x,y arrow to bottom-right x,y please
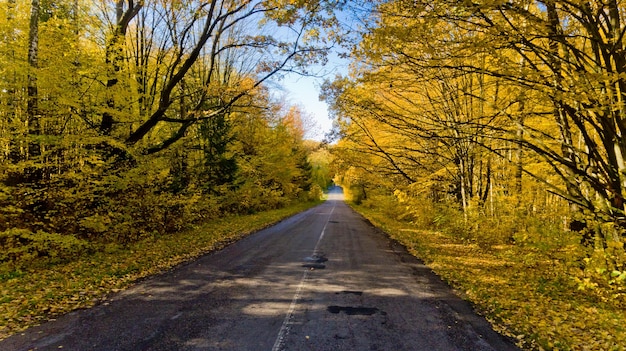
353,205 -> 626,351
0,200 -> 321,340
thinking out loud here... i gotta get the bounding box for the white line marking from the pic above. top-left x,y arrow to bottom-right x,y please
271,203 -> 336,351
271,270 -> 308,351
313,205 -> 334,255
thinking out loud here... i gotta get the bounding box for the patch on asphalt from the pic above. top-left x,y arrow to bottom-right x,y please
327,306 -> 380,316
303,254 -> 327,269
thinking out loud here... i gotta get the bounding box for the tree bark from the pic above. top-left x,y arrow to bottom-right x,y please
101,1 -> 143,135
27,0 -> 40,158
5,0 -> 19,163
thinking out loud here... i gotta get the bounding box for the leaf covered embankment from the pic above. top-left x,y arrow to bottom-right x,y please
352,202 -> 626,351
0,201 -> 320,340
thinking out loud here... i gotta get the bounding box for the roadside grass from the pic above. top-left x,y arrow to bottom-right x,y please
0,200 -> 321,340
353,204 -> 626,351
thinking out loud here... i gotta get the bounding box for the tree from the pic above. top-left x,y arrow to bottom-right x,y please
0,0 -> 337,245
100,0 -> 142,136
27,0 -> 40,159
93,0 -> 334,155
328,0 -> 626,249
197,112 -> 237,194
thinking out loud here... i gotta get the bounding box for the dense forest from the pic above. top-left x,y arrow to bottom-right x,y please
329,0 -> 626,288
0,0 -> 334,263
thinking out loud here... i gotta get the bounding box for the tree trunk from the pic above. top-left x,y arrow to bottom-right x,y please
5,0 -> 19,163
27,0 -> 40,158
514,99 -> 524,209
459,157 -> 468,222
101,1 -> 143,135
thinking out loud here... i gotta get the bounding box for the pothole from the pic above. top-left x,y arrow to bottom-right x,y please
303,254 -> 327,269
303,255 -> 328,263
327,306 -> 380,316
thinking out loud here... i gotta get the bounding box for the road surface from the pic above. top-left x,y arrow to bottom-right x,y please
1,187 -> 519,350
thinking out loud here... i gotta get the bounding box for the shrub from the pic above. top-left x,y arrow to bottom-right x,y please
308,184 -> 324,201
0,228 -> 91,264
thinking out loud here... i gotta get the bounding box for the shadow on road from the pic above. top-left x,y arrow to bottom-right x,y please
1,190 -> 518,351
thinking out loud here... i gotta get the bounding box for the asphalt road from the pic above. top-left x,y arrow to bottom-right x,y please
1,187 -> 519,351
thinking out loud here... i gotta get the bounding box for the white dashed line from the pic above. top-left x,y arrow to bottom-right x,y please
271,203 -> 336,351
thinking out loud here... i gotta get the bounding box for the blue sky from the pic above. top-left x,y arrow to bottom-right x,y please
269,5 -> 362,141
281,74 -> 333,141
279,51 -> 349,141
